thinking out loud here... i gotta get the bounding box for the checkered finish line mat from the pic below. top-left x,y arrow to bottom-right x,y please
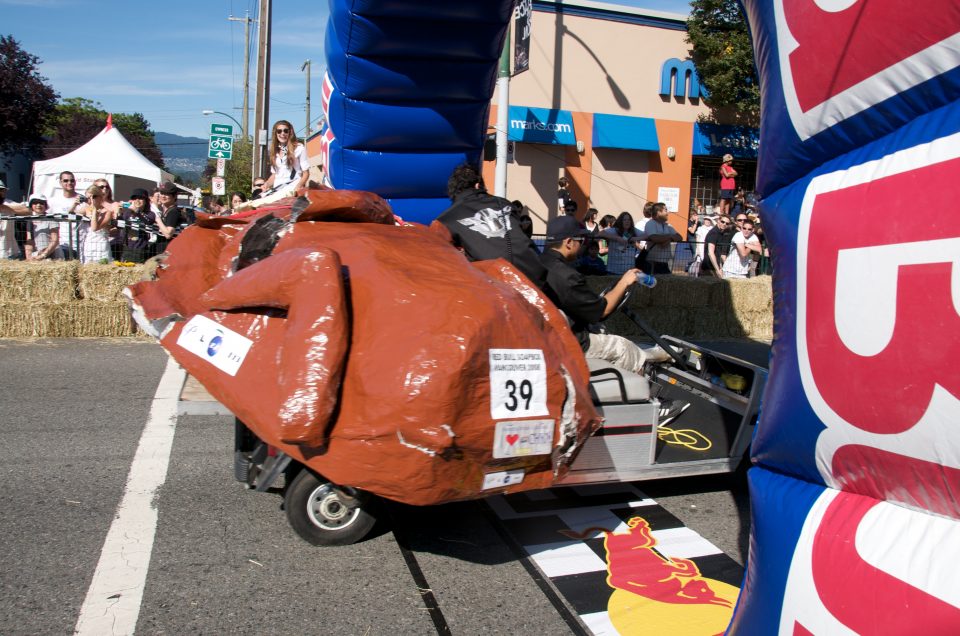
488,484 -> 744,636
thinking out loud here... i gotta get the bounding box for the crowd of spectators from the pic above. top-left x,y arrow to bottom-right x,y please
562,192 -> 768,279
0,120 -> 314,265
0,171 -> 246,263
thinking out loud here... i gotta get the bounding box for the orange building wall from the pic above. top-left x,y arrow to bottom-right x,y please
646,119 -> 695,234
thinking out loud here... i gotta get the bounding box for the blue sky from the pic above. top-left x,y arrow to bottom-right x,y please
3,0 -> 691,140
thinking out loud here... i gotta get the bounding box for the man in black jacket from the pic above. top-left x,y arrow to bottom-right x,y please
433,163 -> 546,288
540,216 -> 688,420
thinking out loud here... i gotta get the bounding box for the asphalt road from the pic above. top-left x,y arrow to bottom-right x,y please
0,340 -> 752,635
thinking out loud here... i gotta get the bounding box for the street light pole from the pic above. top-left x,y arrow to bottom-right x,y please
228,11 -> 254,139
202,110 -> 243,132
301,59 -> 311,136
495,26 -> 511,198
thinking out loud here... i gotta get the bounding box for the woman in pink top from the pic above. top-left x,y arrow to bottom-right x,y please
718,153 -> 738,215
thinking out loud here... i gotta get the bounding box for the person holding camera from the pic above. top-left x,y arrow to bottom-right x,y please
79,185 -> 114,263
47,171 -> 85,259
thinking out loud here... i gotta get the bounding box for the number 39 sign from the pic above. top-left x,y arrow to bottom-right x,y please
489,349 -> 548,419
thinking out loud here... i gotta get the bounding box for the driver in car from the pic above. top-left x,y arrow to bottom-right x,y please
540,216 -> 687,420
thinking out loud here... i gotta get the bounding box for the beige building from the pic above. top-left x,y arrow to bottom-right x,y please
483,1 -> 758,234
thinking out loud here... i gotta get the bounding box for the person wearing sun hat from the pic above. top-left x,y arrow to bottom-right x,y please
718,153 -> 738,215
28,193 -> 63,260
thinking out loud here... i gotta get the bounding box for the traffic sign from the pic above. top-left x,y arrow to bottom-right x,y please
210,123 -> 233,137
208,134 -> 233,160
212,177 -> 226,196
216,158 -> 226,177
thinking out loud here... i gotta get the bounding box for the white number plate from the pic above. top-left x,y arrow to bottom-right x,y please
489,348 -> 548,419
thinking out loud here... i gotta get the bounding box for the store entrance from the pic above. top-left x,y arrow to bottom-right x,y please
689,157 -> 757,214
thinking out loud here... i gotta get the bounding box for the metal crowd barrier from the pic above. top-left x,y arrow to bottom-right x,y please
0,213 -> 191,262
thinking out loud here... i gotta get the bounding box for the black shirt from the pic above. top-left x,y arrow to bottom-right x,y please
435,189 -> 547,288
702,226 -> 735,272
540,248 -> 605,351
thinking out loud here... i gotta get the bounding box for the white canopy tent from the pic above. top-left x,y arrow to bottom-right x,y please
31,126 -> 175,200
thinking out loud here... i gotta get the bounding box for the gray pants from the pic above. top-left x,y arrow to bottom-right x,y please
586,333 -> 654,375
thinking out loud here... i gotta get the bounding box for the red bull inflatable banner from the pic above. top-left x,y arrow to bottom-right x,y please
730,1 -> 960,633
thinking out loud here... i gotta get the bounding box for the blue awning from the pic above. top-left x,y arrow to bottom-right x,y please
692,123 -> 759,159
507,106 -> 576,145
592,113 -> 659,151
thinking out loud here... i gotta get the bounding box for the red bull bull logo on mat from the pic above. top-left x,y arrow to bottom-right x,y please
773,0 -> 960,139
565,516 -> 739,635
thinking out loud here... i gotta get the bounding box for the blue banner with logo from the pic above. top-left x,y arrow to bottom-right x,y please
507,105 -> 576,145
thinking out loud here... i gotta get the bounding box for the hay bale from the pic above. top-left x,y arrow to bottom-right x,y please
78,263 -> 146,301
725,277 -> 773,338
44,301 -> 138,337
0,261 -> 79,303
576,273 -> 773,339
0,301 -> 137,337
0,302 -> 47,337
649,275 -> 721,308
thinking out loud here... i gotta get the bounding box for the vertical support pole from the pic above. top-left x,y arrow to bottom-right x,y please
494,27 -> 511,198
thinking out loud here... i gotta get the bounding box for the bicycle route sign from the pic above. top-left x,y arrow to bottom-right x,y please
208,123 -> 234,160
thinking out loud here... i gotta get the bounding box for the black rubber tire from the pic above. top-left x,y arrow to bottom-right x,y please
284,469 -> 378,546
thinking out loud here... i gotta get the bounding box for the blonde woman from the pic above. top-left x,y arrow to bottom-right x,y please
80,185 -> 114,263
260,120 -> 310,192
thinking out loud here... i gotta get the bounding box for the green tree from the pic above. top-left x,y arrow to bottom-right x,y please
686,0 -> 760,126
0,35 -> 58,156
202,138 -> 252,201
44,97 -> 166,167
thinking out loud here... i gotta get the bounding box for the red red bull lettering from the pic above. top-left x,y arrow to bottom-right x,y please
773,0 -> 960,139
780,489 -> 960,634
796,132 -> 960,517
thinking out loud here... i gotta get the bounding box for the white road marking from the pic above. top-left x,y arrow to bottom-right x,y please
74,356 -> 185,636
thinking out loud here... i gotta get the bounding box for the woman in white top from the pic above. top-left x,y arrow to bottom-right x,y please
261,120 -> 310,192
80,185 -> 114,263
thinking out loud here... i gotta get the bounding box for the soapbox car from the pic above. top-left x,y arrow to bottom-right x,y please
235,304 -> 767,546
125,187 -> 766,547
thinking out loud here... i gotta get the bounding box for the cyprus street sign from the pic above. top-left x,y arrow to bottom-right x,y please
208,123 -> 234,160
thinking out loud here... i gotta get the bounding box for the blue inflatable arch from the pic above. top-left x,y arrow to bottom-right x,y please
323,1 -> 960,633
321,0 -> 516,223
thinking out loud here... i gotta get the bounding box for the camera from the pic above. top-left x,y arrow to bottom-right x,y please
77,195 -> 88,203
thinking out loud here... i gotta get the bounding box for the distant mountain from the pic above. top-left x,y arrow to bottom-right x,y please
155,132 -> 208,182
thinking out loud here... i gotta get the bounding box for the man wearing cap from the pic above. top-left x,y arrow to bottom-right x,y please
718,154 -> 737,216
154,181 -> 192,248
433,163 -> 546,288
113,188 -> 156,262
539,215 -> 655,374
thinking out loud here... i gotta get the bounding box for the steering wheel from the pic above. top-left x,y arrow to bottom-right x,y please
600,280 -> 690,371
599,283 -> 634,316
